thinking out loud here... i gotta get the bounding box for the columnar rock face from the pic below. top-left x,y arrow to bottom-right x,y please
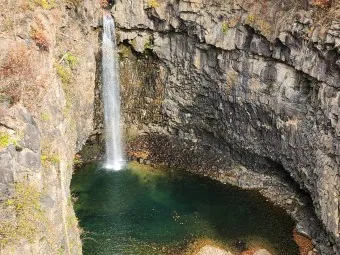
0,1 -> 100,254
112,0 -> 340,253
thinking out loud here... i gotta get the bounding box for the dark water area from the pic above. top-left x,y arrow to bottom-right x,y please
71,162 -> 299,255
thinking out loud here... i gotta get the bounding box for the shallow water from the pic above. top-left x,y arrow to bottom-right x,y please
71,162 -> 299,255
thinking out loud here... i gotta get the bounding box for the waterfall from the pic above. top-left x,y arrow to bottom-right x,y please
102,14 -> 124,171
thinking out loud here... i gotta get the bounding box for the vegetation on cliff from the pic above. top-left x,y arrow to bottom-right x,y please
0,183 -> 43,246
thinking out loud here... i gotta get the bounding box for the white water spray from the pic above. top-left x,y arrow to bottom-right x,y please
102,14 -> 124,170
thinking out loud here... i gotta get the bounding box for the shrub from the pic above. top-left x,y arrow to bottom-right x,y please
30,27 -> 50,51
118,46 -> 131,59
41,152 -> 60,167
222,22 -> 229,35
32,0 -> 56,9
0,132 -> 11,149
74,154 -> 83,165
1,17 -> 14,32
64,52 -> 78,69
0,46 -> 32,78
63,0 -> 83,7
0,131 -> 21,149
40,112 -> 51,121
0,44 -> 45,107
259,20 -> 271,35
55,52 -> 78,86
55,63 -> 72,85
0,93 -> 13,105
144,36 -> 154,51
99,0 -> 108,8
147,0 -> 159,8
244,13 -> 272,36
313,0 -> 331,8
246,14 -> 255,24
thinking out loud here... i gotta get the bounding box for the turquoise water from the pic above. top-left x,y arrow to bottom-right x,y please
71,163 -> 299,255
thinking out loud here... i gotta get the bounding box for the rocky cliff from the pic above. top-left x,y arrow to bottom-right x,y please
0,0 -> 100,254
1,0 -> 340,254
108,0 -> 340,254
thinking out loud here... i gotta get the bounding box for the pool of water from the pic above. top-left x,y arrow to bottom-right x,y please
71,162 -> 299,255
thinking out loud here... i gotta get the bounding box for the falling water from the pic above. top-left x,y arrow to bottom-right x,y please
102,14 -> 124,170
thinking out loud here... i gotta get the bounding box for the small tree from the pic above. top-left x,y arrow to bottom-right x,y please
313,0 -> 331,8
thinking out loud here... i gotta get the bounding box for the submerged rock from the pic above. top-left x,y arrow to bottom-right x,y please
196,245 -> 233,255
253,249 -> 272,255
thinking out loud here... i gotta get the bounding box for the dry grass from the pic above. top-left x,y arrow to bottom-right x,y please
0,1 -> 20,34
203,0 -> 340,39
238,0 -> 340,39
128,149 -> 150,159
1,17 -> 15,33
0,44 -> 47,108
0,182 -> 43,246
0,1 -> 52,107
0,46 -> 32,77
63,0 -> 83,7
309,2 -> 340,37
0,45 -> 33,104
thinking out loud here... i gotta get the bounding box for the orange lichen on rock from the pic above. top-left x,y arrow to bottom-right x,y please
293,229 -> 314,255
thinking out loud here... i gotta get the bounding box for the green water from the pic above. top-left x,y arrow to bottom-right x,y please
71,162 -> 299,255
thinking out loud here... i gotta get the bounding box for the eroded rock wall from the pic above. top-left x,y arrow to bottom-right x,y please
111,0 -> 340,253
0,1 -> 100,254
